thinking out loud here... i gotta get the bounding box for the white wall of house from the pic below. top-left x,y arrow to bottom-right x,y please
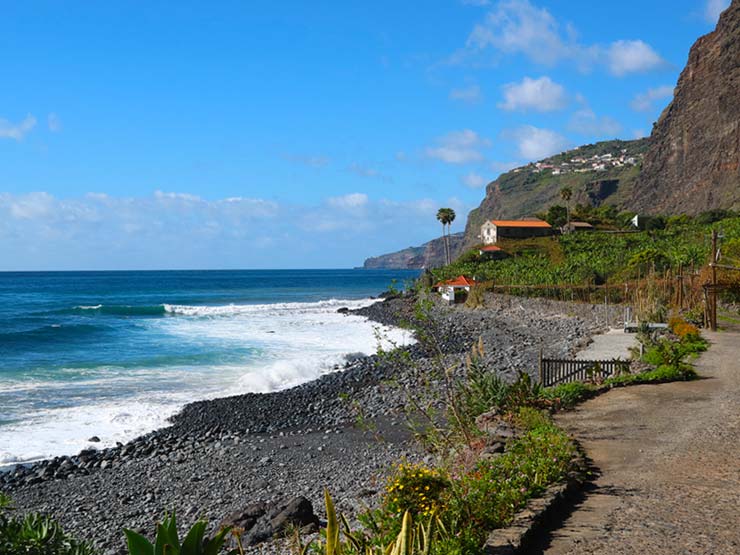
481,221 -> 497,245
440,285 -> 471,303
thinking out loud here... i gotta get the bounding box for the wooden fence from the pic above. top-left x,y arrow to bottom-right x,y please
538,354 -> 630,387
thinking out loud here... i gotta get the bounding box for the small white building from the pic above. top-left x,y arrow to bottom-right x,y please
434,275 -> 477,304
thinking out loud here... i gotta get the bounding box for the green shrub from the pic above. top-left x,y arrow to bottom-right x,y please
604,363 -> 696,387
446,414 -> 575,535
542,382 -> 594,409
516,406 -> 553,430
383,463 -> 450,519
0,509 -> 96,555
124,513 -> 233,555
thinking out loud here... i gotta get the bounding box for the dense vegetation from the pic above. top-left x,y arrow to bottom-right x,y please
437,212 -> 740,296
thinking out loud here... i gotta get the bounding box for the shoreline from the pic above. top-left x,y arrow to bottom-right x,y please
0,295 -> 412,469
1,293 -> 618,553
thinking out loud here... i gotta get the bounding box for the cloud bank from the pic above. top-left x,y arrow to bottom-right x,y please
463,0 -> 666,76
0,191 -> 467,270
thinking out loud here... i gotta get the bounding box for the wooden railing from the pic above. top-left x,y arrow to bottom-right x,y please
538,353 -> 630,387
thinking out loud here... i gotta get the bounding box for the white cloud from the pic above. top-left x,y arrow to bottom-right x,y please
632,129 -> 648,139
509,126 -> 569,160
607,40 -> 665,76
467,0 -> 572,65
327,193 -> 369,209
460,172 -> 487,189
498,76 -> 567,112
6,192 -> 55,220
568,108 -> 622,136
48,113 -> 62,133
425,129 -> 491,164
0,114 -> 37,141
462,0 -> 665,76
630,85 -> 674,112
705,0 -> 730,23
450,84 -> 483,104
154,190 -> 202,202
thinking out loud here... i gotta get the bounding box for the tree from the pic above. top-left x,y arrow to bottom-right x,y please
560,187 -> 573,230
544,205 -> 568,228
436,208 -> 456,265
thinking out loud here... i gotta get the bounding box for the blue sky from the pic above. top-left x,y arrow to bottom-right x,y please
0,0 -> 730,269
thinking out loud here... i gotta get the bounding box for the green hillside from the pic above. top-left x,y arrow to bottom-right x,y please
463,139 -> 650,247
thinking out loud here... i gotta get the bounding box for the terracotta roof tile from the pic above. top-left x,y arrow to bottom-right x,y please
490,219 -> 551,228
435,275 -> 477,288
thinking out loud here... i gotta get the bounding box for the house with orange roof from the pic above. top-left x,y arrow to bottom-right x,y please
480,218 -> 553,245
434,275 -> 477,304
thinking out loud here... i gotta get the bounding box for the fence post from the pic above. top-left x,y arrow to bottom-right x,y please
538,348 -> 544,386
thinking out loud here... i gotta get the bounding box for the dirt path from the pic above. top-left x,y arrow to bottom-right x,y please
536,326 -> 740,554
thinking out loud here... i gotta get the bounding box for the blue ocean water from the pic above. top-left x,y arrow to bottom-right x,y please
0,269 -> 418,464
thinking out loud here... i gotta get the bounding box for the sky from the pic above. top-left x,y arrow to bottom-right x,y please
0,0 -> 731,270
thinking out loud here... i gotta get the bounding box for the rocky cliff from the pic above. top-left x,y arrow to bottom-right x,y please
363,233 -> 465,269
630,0 -> 740,214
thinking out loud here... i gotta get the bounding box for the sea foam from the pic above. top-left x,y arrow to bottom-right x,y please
0,298 -> 413,465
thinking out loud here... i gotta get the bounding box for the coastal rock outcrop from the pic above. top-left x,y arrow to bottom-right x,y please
217,497 -> 319,546
630,0 -> 740,214
363,233 -> 465,270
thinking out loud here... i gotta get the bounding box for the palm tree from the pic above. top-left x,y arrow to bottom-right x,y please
436,208 -> 456,265
560,187 -> 572,230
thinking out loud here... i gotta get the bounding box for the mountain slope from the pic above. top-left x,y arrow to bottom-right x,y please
462,139 -> 648,246
629,0 -> 740,214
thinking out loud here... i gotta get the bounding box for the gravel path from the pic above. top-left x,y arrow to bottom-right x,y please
575,329 -> 636,360
538,325 -> 740,554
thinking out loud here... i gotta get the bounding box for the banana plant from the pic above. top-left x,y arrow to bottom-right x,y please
124,513 -> 235,555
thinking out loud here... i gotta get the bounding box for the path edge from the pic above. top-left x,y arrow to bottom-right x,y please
483,443 -> 590,555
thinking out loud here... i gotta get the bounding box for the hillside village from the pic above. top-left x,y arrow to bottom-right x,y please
525,148 -> 643,176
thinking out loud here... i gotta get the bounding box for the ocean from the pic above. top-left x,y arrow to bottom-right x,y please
0,269 -> 418,466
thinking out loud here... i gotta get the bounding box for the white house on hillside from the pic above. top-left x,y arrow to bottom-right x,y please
480,219 -> 553,245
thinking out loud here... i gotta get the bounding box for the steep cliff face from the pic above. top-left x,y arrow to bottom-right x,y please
630,0 -> 740,214
363,233 -> 465,269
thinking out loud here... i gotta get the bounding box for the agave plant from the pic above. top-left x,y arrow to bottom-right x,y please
319,490 -> 443,555
124,513 -> 234,555
0,511 -> 96,555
